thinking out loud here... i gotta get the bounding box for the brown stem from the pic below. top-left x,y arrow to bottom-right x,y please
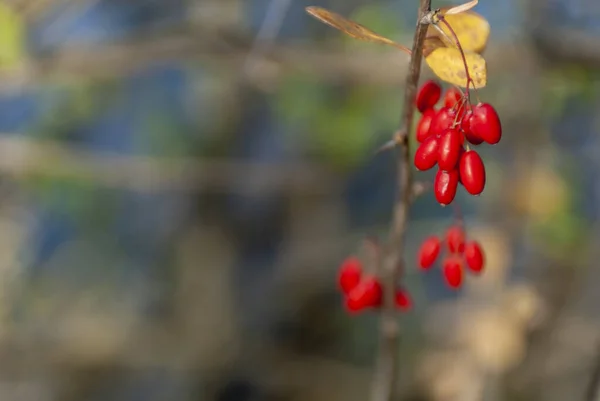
369,1 -> 432,401
585,340 -> 600,401
439,17 -> 472,96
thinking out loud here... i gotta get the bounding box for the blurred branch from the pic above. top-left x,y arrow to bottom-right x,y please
0,135 -> 339,193
585,341 -> 600,401
0,23 -> 532,91
370,2 -> 431,401
528,0 -> 600,67
242,0 -> 292,77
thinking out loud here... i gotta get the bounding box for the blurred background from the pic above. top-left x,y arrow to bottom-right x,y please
0,0 -> 597,400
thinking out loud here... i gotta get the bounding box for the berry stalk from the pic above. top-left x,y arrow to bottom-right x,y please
439,17 -> 473,96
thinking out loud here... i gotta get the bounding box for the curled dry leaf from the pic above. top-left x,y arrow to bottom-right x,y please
444,0 -> 479,15
428,10 -> 490,53
305,6 -> 411,54
425,47 -> 487,88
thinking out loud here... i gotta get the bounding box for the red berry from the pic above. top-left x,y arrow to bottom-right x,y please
445,226 -> 465,253
459,150 -> 486,195
416,108 -> 436,142
469,103 -> 502,145
429,107 -> 455,136
395,289 -> 412,310
461,110 -> 484,145
414,135 -> 439,171
416,80 -> 442,113
434,168 -> 459,206
464,241 -> 485,273
338,257 -> 363,294
437,129 -> 463,171
345,277 -> 382,313
442,256 -> 463,289
418,236 -> 441,269
443,87 -> 463,108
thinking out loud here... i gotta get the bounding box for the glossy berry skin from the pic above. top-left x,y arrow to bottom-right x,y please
338,257 -> 362,294
434,168 -> 459,206
416,80 -> 442,113
395,289 -> 412,310
414,135 -> 439,171
461,110 -> 484,145
459,150 -> 486,195
345,277 -> 382,313
464,241 -> 485,273
416,108 -> 436,142
418,236 -> 441,269
444,87 -> 462,108
445,226 -> 465,253
438,129 -> 463,171
443,257 -> 463,289
469,103 -> 502,145
429,107 -> 455,137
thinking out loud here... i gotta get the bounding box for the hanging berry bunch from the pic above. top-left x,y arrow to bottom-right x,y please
414,79 -> 501,206
417,224 -> 485,289
305,0 -> 495,315
337,255 -> 411,314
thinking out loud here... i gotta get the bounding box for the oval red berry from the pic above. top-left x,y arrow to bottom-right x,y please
414,135 -> 439,171
345,277 -> 382,313
395,289 -> 412,311
445,226 -> 465,253
464,241 -> 485,273
338,256 -> 363,294
416,80 -> 442,113
461,110 -> 483,145
429,107 -> 455,137
434,168 -> 459,206
459,150 -> 486,195
442,257 -> 463,289
418,235 -> 441,269
443,87 -> 462,108
416,108 -> 436,142
438,129 -> 463,171
469,103 -> 502,145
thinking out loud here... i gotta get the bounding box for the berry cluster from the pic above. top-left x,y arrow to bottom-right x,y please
413,80 -> 502,206
337,256 -> 411,314
417,224 -> 485,289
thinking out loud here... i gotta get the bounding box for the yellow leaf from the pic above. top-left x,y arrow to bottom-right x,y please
425,47 -> 486,88
305,6 -> 410,54
428,10 -> 490,53
0,3 -> 25,68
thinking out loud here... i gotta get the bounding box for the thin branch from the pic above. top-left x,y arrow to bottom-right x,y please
585,340 -> 600,401
370,1 -> 432,401
242,0 -> 293,77
0,135 -> 339,193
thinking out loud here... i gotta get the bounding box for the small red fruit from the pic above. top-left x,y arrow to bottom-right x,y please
464,241 -> 485,273
345,277 -> 382,313
416,80 -> 442,113
434,168 -> 459,206
459,150 -> 486,195
395,289 -> 412,310
429,107 -> 455,136
444,87 -> 463,108
469,103 -> 502,145
418,236 -> 441,269
442,256 -> 463,289
461,110 -> 484,145
445,226 -> 465,253
416,108 -> 436,142
414,135 -> 439,171
438,129 -> 463,171
338,257 -> 363,294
